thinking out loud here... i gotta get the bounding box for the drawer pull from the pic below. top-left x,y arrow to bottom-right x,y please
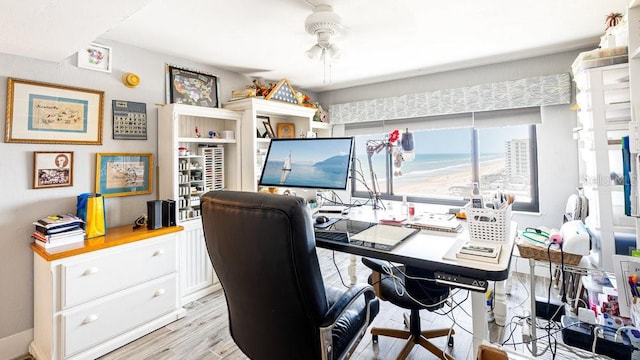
82,314 -> 98,324
154,289 -> 166,297
153,249 -> 165,256
82,267 -> 99,276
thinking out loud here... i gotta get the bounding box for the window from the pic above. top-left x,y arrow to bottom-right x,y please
349,109 -> 540,212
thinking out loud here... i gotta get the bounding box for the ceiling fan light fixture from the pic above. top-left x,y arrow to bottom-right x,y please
327,43 -> 341,60
305,44 -> 323,59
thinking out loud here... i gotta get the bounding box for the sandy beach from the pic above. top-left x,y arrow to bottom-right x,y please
392,158 -> 506,196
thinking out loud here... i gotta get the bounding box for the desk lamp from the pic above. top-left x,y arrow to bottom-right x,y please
366,129 -> 415,209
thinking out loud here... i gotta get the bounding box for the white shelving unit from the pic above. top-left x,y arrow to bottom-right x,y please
573,62 -> 634,271
157,103 -> 241,305
627,0 -> 640,256
223,97 -> 330,191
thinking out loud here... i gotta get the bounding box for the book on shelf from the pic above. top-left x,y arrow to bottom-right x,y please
455,242 -> 502,263
405,217 -> 461,233
33,238 -> 85,252
33,214 -> 84,230
32,228 -> 85,242
32,231 -> 85,249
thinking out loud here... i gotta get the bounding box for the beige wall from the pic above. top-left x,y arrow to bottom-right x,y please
0,39 -> 252,356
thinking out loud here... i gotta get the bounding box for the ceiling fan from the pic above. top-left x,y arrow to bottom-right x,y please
304,3 -> 343,60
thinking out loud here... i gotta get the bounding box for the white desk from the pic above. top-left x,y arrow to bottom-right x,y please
315,205 -> 517,356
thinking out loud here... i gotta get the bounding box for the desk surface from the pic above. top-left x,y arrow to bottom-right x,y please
315,206 -> 516,282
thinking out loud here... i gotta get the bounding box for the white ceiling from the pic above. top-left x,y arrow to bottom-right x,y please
0,0 -> 630,92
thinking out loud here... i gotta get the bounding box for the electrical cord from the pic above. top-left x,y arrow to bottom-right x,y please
331,251 -> 349,288
521,227 -> 550,244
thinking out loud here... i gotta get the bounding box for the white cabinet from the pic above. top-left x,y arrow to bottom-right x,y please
223,98 -> 329,191
29,226 -> 185,360
158,104 -> 241,305
573,63 -> 634,271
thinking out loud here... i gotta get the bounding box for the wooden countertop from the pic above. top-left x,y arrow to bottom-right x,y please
31,225 -> 184,261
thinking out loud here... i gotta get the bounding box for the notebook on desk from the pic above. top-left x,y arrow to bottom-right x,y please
315,219 -> 417,251
349,224 -> 419,250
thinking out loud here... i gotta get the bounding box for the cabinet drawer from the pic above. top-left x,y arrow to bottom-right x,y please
62,236 -> 177,309
62,274 -> 177,357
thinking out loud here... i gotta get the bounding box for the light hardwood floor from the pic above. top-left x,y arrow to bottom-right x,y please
94,251 -> 611,360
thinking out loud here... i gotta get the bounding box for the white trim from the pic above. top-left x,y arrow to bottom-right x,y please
0,328 -> 32,359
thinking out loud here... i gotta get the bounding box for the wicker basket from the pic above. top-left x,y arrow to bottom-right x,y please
466,204 -> 511,243
516,240 -> 583,265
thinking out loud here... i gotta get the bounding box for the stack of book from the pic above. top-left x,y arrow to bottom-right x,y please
455,241 -> 502,263
32,214 -> 86,251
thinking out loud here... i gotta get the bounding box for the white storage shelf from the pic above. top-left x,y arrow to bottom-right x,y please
29,228 -> 185,360
157,103 -> 239,306
223,98 -> 324,191
573,61 -> 634,272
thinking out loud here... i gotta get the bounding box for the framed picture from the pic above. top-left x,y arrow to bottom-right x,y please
96,153 -> 153,197
33,151 -> 74,189
257,116 -> 270,138
264,120 -> 276,139
5,78 -> 104,145
112,100 -> 147,140
77,43 -> 112,73
277,122 -> 295,138
166,64 -> 219,108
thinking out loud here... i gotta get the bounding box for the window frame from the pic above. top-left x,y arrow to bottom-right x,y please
350,124 -> 540,213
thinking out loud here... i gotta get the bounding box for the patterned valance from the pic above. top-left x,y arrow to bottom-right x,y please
328,73 -> 571,124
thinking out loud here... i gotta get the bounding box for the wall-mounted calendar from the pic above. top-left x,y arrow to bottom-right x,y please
112,100 -> 147,140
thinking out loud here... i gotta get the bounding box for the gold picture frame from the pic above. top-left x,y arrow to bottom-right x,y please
33,151 -> 74,189
277,122 -> 295,138
5,78 -> 104,144
96,153 -> 153,197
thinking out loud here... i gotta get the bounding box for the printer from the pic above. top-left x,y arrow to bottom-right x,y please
560,220 -> 590,255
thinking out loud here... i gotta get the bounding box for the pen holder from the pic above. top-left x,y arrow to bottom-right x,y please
465,204 -> 511,243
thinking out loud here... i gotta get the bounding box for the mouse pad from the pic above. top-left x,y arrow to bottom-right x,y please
313,217 -> 341,229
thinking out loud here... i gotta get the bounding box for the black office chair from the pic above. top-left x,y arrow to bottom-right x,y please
362,257 -> 454,360
200,190 -> 380,360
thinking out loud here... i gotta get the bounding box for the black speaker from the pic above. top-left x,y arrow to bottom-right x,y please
162,199 -> 176,227
147,200 -> 163,230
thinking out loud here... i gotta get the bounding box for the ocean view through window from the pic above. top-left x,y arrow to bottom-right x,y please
351,124 -> 538,212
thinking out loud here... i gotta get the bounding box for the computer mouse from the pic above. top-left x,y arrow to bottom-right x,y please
315,215 -> 330,224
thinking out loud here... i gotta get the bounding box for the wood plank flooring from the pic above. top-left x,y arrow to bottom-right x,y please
96,252 -> 612,360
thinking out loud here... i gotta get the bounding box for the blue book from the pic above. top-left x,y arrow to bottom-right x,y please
622,136 -> 631,216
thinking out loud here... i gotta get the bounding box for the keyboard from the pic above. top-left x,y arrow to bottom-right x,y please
314,230 -> 350,243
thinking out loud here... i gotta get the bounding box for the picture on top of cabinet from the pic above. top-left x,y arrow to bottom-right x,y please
166,65 -> 219,108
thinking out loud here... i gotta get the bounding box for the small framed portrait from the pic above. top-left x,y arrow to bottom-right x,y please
77,43 -> 112,73
33,151 -> 74,189
166,64 -> 219,108
264,121 -> 276,139
257,116 -> 270,138
277,122 -> 295,138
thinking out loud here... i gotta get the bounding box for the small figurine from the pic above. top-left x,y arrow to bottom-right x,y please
209,130 -> 215,139
195,126 -> 201,138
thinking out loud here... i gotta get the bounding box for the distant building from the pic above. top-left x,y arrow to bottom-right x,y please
505,139 -> 529,184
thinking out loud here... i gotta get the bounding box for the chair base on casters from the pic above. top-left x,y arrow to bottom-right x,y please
371,309 -> 454,360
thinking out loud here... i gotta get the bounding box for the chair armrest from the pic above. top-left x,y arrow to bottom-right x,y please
321,283 -> 376,327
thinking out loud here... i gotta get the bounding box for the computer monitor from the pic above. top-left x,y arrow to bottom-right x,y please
258,137 -> 354,191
